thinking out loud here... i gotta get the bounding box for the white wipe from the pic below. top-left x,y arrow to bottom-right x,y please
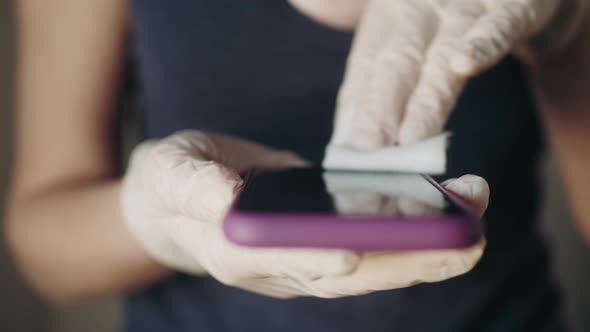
322,132 -> 449,175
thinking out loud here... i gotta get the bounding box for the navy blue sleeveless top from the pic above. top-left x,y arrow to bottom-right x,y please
125,1 -> 564,331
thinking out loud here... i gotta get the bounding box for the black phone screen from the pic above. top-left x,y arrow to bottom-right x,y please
235,168 -> 465,217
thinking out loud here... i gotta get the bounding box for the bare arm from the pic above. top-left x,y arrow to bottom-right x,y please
4,0 -> 169,305
529,9 -> 590,244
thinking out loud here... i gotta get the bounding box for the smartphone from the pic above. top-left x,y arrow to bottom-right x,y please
223,168 -> 482,250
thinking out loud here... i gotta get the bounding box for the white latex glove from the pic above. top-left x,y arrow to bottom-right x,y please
122,130 -> 490,298
122,131 -> 362,297
330,0 -> 588,149
305,174 -> 489,297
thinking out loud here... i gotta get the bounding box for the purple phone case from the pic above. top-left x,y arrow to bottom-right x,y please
223,175 -> 482,250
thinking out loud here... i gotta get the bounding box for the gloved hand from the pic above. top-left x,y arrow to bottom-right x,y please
309,174 -> 489,296
121,130 -> 489,298
330,0 -> 588,149
121,131 -> 363,297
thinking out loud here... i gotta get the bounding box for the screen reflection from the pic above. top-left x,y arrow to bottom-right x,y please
237,168 -> 449,217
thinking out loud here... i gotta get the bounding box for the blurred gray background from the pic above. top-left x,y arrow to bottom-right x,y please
1,1 -> 589,331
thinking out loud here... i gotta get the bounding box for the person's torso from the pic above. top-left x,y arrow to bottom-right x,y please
125,1 -> 562,331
